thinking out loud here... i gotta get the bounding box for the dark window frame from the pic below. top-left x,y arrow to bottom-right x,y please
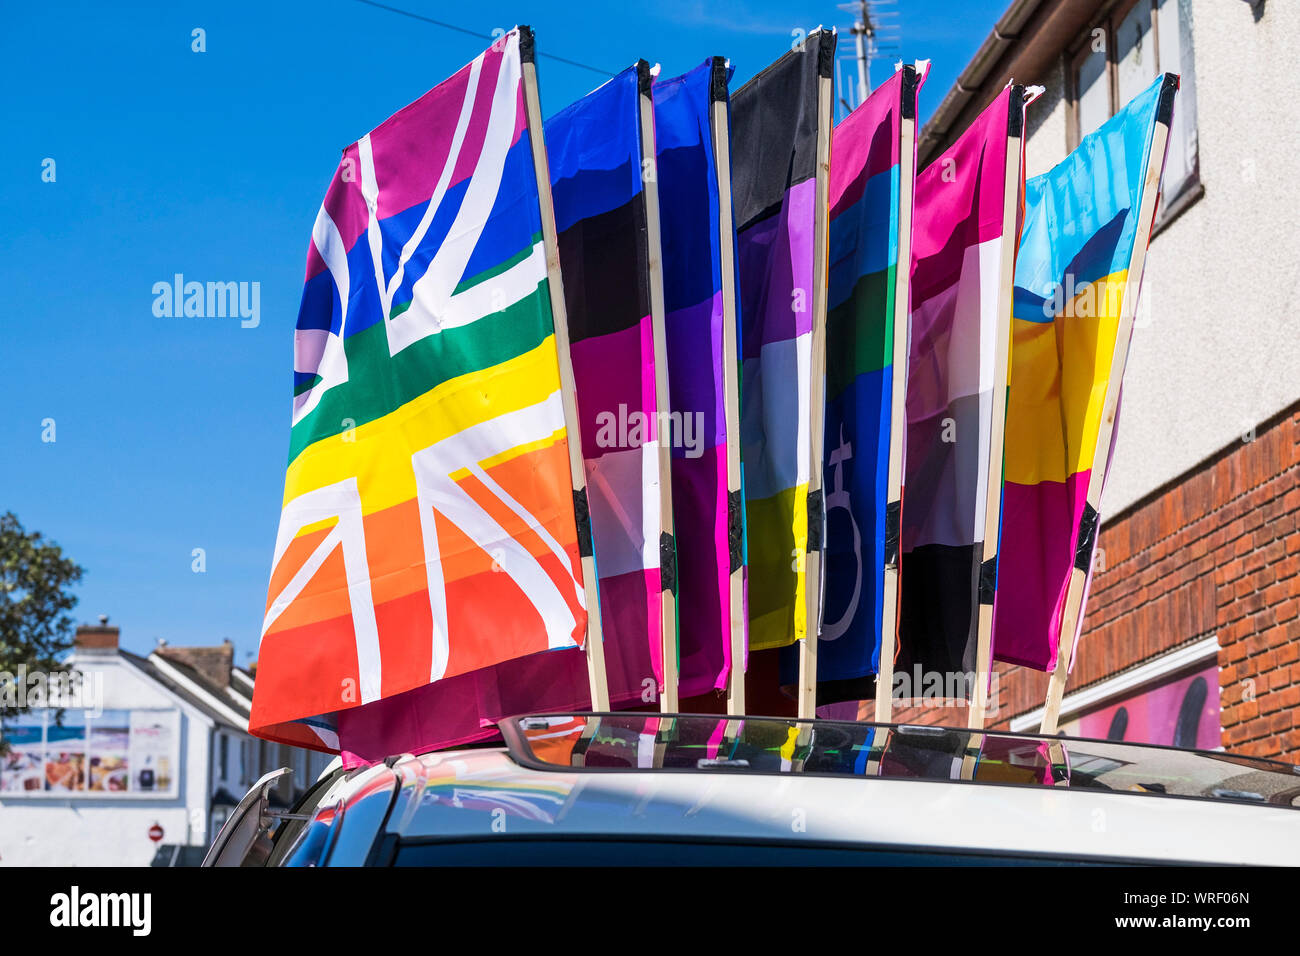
1065,0 -> 1201,235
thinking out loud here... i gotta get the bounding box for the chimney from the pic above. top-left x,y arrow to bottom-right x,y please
74,617 -> 120,654
155,639 -> 234,689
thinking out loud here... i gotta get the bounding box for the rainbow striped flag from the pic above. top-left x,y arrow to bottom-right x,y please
653,58 -> 743,697
250,30 -> 589,752
898,86 -> 1023,683
732,30 -> 836,652
994,75 -> 1177,671
546,63 -> 669,696
788,64 -> 927,700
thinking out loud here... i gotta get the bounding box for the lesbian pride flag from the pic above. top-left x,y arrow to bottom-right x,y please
732,30 -> 836,653
994,74 -> 1178,671
251,30 -> 590,752
654,58 -> 745,697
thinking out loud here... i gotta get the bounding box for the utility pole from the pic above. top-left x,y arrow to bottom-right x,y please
837,0 -> 900,114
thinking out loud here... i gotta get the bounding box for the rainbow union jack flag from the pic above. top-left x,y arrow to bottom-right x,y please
250,30 -> 588,752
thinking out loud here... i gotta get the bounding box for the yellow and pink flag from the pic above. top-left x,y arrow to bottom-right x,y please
994,74 -> 1178,671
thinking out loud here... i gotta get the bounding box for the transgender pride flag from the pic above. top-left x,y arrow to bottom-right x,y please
547,63 -> 670,698
653,58 -> 742,698
252,30 -> 592,754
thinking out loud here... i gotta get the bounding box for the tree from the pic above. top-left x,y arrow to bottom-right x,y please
1,512 -> 84,739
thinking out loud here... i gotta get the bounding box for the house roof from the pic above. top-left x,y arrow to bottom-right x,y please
918,0 -> 1101,165
118,648 -> 251,732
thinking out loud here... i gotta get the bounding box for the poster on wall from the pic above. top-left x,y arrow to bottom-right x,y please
1060,664 -> 1220,751
0,708 -> 180,797
0,711 -> 46,793
44,709 -> 88,792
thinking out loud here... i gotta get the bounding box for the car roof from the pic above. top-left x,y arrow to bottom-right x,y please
293,714 -> 1300,866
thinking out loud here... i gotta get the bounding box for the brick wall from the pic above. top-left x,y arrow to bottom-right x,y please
885,401 -> 1300,761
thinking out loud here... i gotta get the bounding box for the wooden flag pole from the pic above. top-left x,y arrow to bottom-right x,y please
520,26 -> 610,711
874,64 -> 922,725
638,61 -> 680,715
966,85 -> 1028,730
710,57 -> 748,717
798,30 -> 836,721
1040,75 -> 1177,734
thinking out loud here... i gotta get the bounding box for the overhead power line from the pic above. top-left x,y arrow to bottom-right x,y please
351,0 -> 617,77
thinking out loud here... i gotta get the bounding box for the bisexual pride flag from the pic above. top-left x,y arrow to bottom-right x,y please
732,30 -> 836,653
898,86 -> 1026,685
784,64 -> 927,703
994,75 -> 1178,671
251,30 -> 591,752
653,58 -> 744,698
546,63 -> 673,697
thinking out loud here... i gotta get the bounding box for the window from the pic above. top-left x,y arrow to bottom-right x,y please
219,733 -> 229,782
1069,0 -> 1200,216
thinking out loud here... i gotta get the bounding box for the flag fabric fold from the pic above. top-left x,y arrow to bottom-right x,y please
653,58 -> 745,697
251,30 -> 591,753
731,29 -> 836,653
784,63 -> 927,702
898,86 -> 1021,685
994,74 -> 1177,671
546,63 -> 669,697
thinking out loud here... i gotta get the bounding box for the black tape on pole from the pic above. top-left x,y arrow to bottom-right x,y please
1075,503 -> 1100,572
900,63 -> 918,121
806,488 -> 825,552
1007,84 -> 1025,137
1157,72 -> 1179,125
660,532 -> 678,596
978,556 -> 998,606
518,25 -> 536,64
884,499 -> 901,568
572,489 -> 593,558
727,490 -> 744,574
816,29 -> 836,79
710,56 -> 729,102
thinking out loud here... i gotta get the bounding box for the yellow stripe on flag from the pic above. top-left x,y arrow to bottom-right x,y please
745,482 -> 809,651
284,337 -> 564,516
1004,271 -> 1127,486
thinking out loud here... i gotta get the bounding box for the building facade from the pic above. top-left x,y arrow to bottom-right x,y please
0,624 -> 332,866
898,0 -> 1300,760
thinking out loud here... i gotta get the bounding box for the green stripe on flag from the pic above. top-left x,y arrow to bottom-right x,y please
825,263 -> 896,402
288,277 -> 555,464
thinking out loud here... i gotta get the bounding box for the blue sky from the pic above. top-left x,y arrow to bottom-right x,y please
0,0 -> 1008,664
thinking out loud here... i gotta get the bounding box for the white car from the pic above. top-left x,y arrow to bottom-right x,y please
205,713 -> 1300,866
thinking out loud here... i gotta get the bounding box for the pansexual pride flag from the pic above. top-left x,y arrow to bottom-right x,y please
899,86 -> 1022,682
788,64 -> 927,700
994,75 -> 1177,671
251,30 -> 590,752
732,30 -> 836,652
654,58 -> 742,697
547,63 -> 668,694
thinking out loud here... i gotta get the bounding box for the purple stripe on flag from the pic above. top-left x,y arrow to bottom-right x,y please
599,566 -> 665,691
671,445 -> 731,694
569,315 -> 657,458
665,292 -> 726,455
738,178 -> 815,359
